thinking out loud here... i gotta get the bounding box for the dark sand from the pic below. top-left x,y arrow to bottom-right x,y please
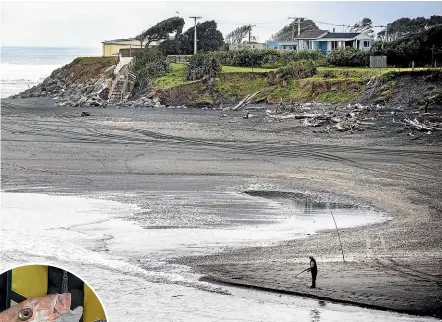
2,98 -> 442,318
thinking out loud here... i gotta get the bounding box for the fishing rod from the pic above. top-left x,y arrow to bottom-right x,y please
289,267 -> 310,280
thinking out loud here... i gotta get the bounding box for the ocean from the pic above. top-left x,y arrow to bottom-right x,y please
0,46 -> 101,98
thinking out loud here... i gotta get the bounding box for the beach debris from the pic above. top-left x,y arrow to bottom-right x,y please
80,111 -> 90,117
243,112 -> 255,119
230,89 -> 265,111
404,117 -> 442,131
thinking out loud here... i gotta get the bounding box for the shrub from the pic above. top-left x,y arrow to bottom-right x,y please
279,60 -> 317,79
132,48 -> 171,87
185,53 -> 222,80
212,49 -> 326,69
326,47 -> 370,67
267,60 -> 317,85
371,25 -> 442,67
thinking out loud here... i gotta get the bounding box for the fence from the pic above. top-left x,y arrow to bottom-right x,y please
119,48 -> 144,58
370,56 -> 387,68
166,55 -> 191,63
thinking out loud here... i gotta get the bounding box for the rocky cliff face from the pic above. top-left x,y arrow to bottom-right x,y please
10,57 -> 116,107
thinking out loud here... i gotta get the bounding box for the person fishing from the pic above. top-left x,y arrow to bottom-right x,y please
307,256 -> 318,288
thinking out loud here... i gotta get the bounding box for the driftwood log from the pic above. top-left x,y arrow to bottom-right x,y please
231,89 -> 265,111
404,118 -> 442,131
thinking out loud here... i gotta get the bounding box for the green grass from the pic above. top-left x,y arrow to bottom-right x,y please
156,63 -> 275,89
155,63 -> 192,88
214,73 -> 268,100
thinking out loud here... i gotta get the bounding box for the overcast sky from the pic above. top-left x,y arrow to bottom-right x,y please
1,1 -> 441,50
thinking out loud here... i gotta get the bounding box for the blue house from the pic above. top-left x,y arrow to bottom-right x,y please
295,29 -> 329,52
295,29 -> 374,54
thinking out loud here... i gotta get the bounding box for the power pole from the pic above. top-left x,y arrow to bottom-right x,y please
288,17 -> 302,40
298,18 -> 301,36
248,24 -> 256,43
189,16 -> 202,54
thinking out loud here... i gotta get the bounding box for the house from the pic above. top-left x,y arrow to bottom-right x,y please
292,29 -> 374,54
295,30 -> 329,51
316,32 -> 373,54
265,40 -> 298,51
229,43 -> 267,51
101,38 -> 159,57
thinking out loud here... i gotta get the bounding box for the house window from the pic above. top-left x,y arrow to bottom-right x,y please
331,41 -> 338,50
363,41 -> 370,47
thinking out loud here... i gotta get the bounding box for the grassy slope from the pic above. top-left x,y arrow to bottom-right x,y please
154,63 -> 423,105
58,57 -> 116,83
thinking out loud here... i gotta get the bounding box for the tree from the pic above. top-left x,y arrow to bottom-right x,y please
371,24 -> 442,67
179,20 -> 224,54
130,48 -> 171,89
272,19 -> 319,41
158,39 -> 182,55
377,15 -> 442,42
226,25 -> 253,44
350,17 -> 374,37
135,16 -> 185,49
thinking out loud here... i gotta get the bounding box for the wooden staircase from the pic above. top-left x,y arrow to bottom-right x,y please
108,57 -> 136,104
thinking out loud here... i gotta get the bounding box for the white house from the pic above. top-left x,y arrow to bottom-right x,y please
293,30 -> 374,54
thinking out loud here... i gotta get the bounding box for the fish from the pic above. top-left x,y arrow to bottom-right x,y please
0,293 -> 73,322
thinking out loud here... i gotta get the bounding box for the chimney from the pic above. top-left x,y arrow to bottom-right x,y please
333,28 -> 335,32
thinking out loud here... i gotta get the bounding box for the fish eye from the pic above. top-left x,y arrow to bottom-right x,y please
18,307 -> 33,321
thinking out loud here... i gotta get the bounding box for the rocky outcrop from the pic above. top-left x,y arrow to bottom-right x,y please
10,57 -> 116,108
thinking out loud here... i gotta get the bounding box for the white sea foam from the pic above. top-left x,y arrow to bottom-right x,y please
0,46 -> 100,98
0,62 -> 61,98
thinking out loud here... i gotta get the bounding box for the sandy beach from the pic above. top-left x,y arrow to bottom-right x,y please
1,98 -> 441,319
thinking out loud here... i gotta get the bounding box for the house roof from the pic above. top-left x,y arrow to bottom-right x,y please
266,40 -> 297,44
321,32 -> 361,39
295,29 -> 328,39
102,38 -> 138,44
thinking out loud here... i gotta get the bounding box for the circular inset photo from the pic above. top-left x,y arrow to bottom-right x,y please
0,264 -> 107,322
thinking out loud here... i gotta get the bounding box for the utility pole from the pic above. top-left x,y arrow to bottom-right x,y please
288,17 -> 302,40
248,24 -> 256,43
189,16 -> 202,54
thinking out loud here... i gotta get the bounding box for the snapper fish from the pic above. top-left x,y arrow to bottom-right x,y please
0,293 -> 83,322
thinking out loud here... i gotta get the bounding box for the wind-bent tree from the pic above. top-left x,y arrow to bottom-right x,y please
370,24 -> 442,67
179,20 -> 224,54
377,15 -> 442,41
136,16 -> 185,49
225,25 -> 253,44
271,19 -> 319,41
350,17 -> 374,37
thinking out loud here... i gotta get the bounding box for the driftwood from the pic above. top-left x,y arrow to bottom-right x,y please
266,110 -> 298,119
231,89 -> 265,111
404,118 -> 442,131
266,110 -> 326,120
244,106 -> 266,110
334,120 -> 361,132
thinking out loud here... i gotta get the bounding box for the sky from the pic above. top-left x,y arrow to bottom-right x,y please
1,1 -> 441,50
